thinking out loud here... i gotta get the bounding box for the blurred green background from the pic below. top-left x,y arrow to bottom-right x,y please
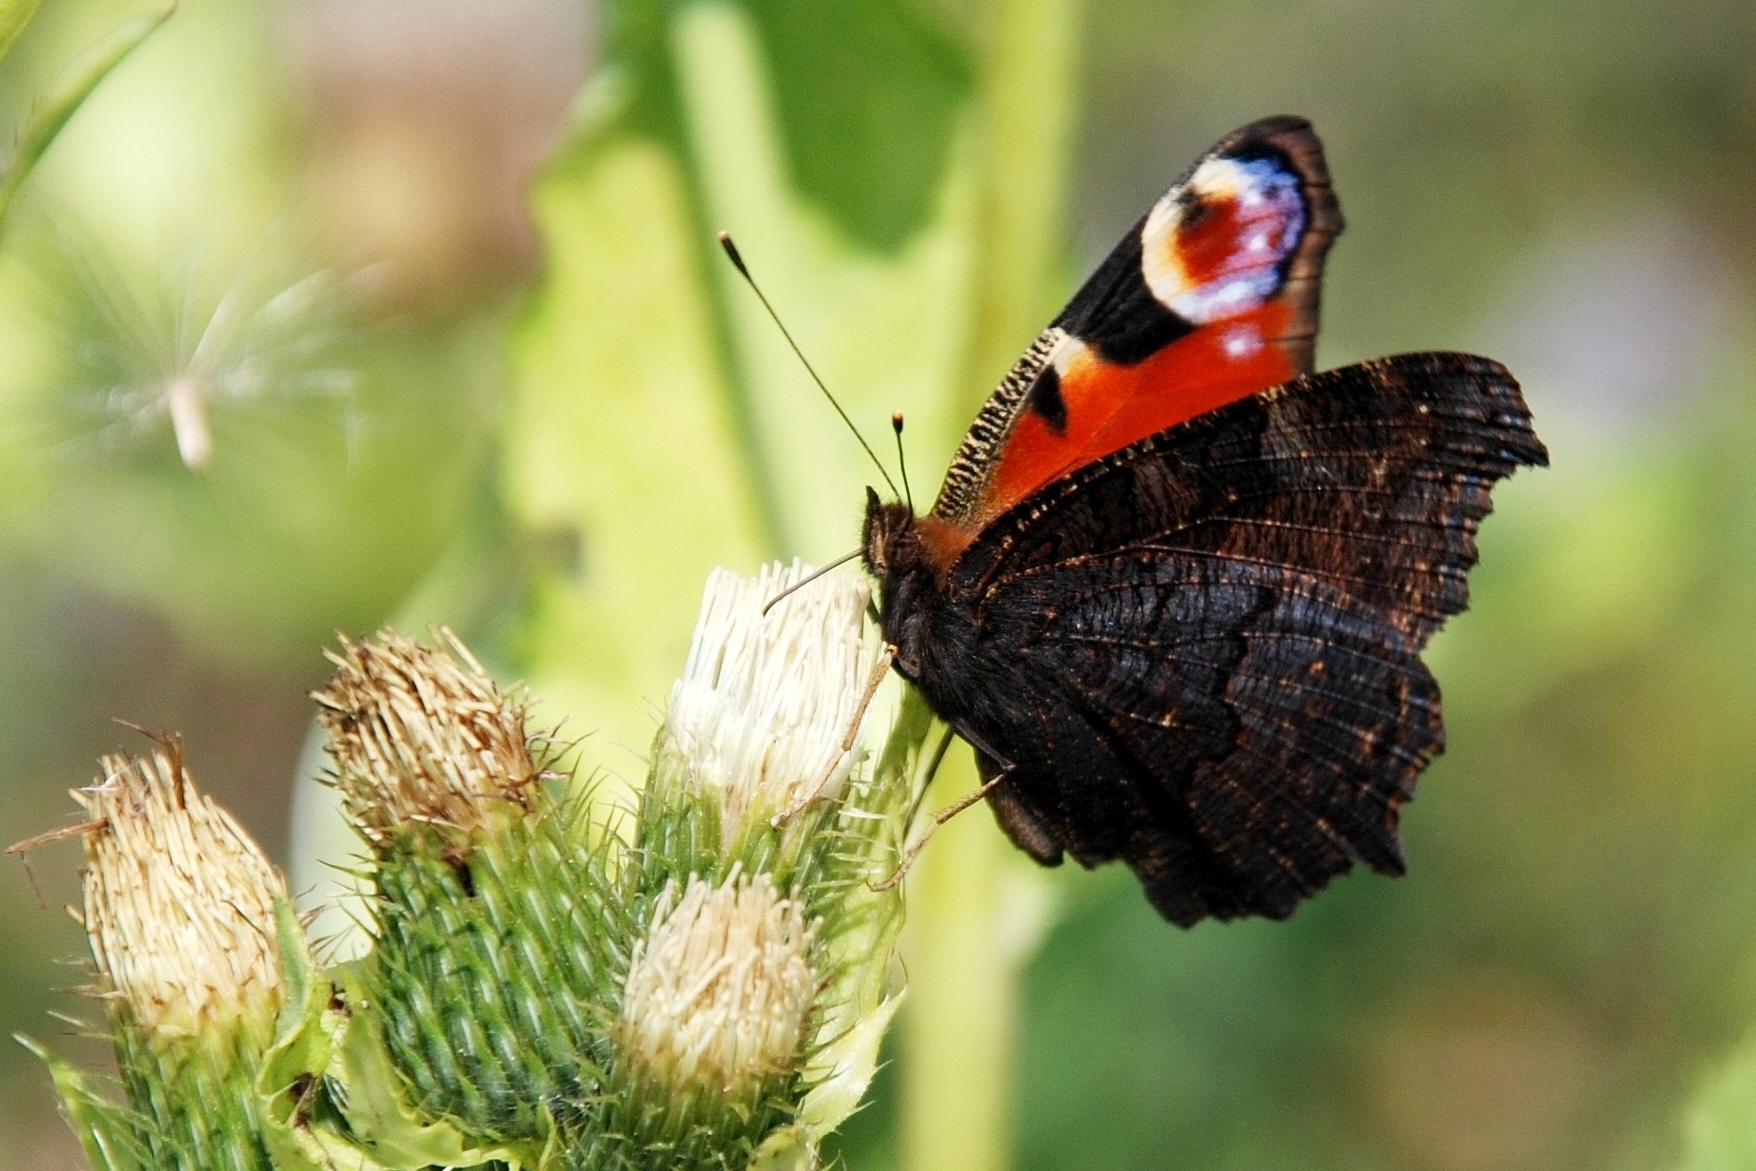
3,1 -> 1756,1169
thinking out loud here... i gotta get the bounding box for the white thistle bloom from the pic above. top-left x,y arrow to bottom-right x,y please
76,748 -> 287,1040
615,871 -> 818,1100
660,561 -> 882,844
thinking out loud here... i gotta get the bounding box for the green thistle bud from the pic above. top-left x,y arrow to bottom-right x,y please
312,629 -> 628,1156
29,744 -> 289,1171
616,562 -> 923,1170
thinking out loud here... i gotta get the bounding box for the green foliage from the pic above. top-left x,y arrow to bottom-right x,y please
1680,1024 -> 1756,1171
0,5 -> 172,234
19,1036 -> 148,1171
0,0 -> 43,61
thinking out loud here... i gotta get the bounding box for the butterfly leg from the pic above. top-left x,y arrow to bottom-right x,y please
772,644 -> 896,826
870,761 -> 1013,892
900,724 -> 957,831
870,719 -> 1017,890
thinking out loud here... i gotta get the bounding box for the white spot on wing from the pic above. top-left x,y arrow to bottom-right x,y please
1222,325 -> 1262,358
1051,335 -> 1088,376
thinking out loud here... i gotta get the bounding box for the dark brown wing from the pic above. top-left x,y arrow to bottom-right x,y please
951,352 -> 1547,923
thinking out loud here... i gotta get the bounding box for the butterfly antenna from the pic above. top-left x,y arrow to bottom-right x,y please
717,232 -> 900,499
761,548 -> 864,616
892,411 -> 915,513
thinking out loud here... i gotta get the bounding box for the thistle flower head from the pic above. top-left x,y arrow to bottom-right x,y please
75,745 -> 287,1041
657,561 -> 881,850
615,871 -> 819,1105
313,628 -> 544,844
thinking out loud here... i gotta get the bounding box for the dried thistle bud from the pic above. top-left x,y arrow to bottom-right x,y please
313,627 -> 543,843
651,562 -> 883,867
77,745 -> 286,1043
20,743 -> 296,1171
616,871 -> 818,1097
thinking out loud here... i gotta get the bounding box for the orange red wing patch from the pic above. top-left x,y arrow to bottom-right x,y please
986,302 -> 1301,519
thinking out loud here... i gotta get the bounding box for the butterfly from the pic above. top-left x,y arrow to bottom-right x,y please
861,116 -> 1548,926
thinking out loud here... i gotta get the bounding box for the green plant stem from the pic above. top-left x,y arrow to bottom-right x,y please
900,749 -> 1021,1171
901,0 -> 1080,1169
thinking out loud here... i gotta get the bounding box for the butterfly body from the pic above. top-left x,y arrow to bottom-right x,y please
861,117 -> 1546,926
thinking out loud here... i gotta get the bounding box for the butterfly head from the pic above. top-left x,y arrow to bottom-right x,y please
860,488 -> 939,669
860,487 -> 922,581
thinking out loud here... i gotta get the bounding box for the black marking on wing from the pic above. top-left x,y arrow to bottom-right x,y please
1027,365 -> 1068,434
1052,224 -> 1195,365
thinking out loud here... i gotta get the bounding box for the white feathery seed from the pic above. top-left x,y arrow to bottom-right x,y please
38,230 -> 371,471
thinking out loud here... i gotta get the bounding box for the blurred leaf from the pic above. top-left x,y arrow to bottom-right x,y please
0,5 -> 174,236
509,131 -> 771,788
671,0 -> 981,553
1679,1028 -> 1756,1171
0,0 -> 42,65
509,0 -> 989,789
740,0 -> 972,252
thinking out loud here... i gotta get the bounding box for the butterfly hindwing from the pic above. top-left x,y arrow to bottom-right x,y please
928,116 -> 1343,547
944,353 -> 1547,922
981,556 -> 1438,924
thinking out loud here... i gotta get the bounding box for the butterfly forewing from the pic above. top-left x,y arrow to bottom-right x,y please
929,116 -> 1343,544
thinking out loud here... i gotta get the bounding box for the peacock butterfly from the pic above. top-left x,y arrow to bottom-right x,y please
860,115 -> 1548,926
